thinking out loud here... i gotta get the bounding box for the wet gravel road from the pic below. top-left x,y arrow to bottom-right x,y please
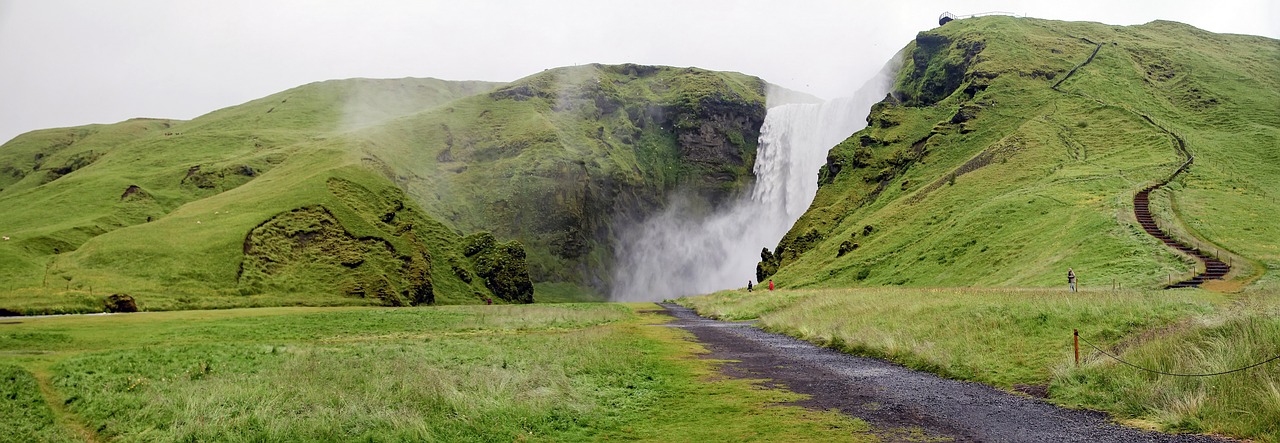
658,303 -> 1229,443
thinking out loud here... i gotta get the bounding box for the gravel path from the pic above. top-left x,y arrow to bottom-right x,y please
658,303 -> 1230,443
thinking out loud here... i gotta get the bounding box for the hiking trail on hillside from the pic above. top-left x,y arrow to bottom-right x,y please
1053,38 -> 1229,288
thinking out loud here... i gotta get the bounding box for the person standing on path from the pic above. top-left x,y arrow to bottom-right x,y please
747,280 -> 753,292
1067,268 -> 1077,292
768,279 -> 774,291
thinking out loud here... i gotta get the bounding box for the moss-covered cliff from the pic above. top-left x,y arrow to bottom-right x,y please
358,64 -> 770,292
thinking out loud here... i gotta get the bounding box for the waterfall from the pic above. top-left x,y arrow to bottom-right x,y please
610,62 -> 899,301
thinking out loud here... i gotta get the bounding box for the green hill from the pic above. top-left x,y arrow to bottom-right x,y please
0,67 -> 775,314
759,17 -> 1279,290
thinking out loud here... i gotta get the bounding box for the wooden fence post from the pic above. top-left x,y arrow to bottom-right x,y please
1074,329 -> 1080,367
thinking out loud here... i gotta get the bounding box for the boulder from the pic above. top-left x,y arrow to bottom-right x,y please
105,294 -> 138,312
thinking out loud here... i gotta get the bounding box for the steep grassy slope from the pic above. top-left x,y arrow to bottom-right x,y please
0,78 -> 523,313
760,17 -> 1279,290
352,64 -> 770,289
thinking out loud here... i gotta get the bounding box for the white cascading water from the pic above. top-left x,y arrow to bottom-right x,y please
610,61 -> 899,301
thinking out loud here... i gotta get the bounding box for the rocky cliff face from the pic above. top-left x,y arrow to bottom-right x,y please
674,96 -> 765,203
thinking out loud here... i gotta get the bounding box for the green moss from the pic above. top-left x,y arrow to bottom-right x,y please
895,31 -> 987,106
238,206 -> 413,304
462,231 -> 497,258
463,231 -> 534,303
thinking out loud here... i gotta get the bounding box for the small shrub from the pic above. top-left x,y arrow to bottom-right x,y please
862,225 -> 875,236
871,166 -> 896,183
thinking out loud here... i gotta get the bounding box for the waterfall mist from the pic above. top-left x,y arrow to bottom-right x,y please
610,59 -> 900,301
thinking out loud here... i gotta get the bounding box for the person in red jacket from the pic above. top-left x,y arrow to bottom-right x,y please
768,280 -> 774,291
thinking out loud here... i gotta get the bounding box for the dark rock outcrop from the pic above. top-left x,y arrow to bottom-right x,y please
104,294 -> 138,312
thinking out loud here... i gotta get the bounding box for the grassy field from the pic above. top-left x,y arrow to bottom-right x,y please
679,286 -> 1280,442
0,303 -> 878,442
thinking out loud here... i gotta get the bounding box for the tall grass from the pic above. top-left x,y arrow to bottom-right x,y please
53,333 -> 627,441
1053,288 -> 1280,442
683,288 -> 1218,387
680,286 -> 1279,441
672,289 -> 819,321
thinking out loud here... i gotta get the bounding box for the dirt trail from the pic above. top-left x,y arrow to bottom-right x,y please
659,303 -> 1228,443
30,365 -> 101,443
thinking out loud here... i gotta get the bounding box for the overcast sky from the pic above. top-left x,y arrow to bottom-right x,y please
1,0 -> 1276,143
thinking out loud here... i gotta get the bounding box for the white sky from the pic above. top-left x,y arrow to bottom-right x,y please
1,0 -> 1276,143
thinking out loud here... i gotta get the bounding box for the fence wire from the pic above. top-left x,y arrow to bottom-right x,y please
1077,333 -> 1280,377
